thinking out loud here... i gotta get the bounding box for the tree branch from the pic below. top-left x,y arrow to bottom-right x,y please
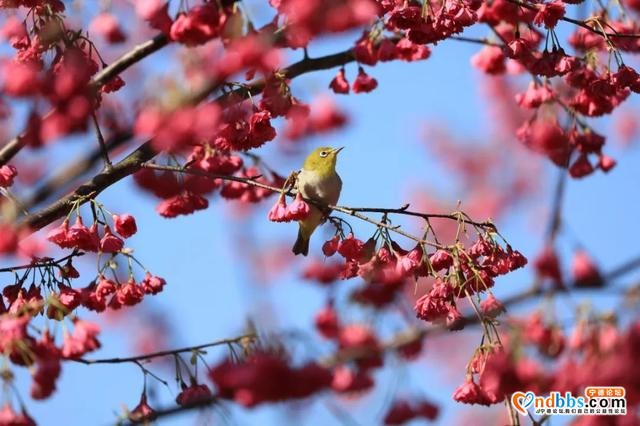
0,250 -> 82,273
73,333 -> 255,365
140,163 -> 495,248
20,131 -> 133,211
21,142 -> 156,232
90,34 -> 169,89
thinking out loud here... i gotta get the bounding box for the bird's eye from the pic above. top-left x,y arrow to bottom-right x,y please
319,151 -> 328,158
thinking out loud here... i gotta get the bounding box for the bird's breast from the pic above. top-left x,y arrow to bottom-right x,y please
297,169 -> 342,206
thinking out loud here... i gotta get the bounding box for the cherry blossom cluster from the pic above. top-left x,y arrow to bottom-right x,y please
533,244 -> 603,289
383,397 -> 439,425
0,198 -> 167,421
467,1 -> 640,176
452,310 -> 640,409
209,350 -> 332,407
0,7 -> 125,146
302,228 -> 525,323
413,237 -> 526,329
135,148 -> 286,218
44,205 -> 166,311
0,314 -> 100,408
267,193 -> 310,222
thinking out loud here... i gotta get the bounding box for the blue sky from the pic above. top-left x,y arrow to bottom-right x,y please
3,3 -> 640,426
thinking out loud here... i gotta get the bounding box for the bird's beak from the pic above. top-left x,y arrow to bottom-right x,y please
333,147 -> 345,155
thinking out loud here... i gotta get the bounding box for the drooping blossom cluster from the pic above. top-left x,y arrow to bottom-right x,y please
0,313 -> 100,402
451,310 -> 640,409
383,397 -> 439,425
0,6 -> 126,147
412,238 -> 526,329
209,350 -> 333,406
267,193 -> 310,222
463,2 -> 640,176
44,206 -> 166,313
301,228 -> 525,329
0,201 -> 166,411
47,216 -> 125,254
532,244 -> 603,289
289,216 -> 528,409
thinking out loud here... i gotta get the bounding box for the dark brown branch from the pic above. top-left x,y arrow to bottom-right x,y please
73,334 -> 255,365
90,34 -> 169,89
21,131 -> 133,211
0,138 -> 25,169
214,48 -> 355,105
21,141 -> 156,232
0,250 -> 82,273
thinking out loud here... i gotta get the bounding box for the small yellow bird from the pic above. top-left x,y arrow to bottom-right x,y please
292,146 -> 344,256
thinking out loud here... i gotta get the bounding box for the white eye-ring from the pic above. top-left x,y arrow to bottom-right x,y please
319,151 -> 328,158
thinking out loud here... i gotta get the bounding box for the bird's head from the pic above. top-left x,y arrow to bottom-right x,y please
303,146 -> 344,176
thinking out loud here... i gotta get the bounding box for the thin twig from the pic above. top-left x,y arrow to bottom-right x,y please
73,334 -> 255,365
0,251 -> 82,273
506,0 -> 640,39
91,112 -> 112,170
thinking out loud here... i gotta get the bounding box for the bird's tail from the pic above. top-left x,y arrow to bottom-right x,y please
292,228 -> 310,256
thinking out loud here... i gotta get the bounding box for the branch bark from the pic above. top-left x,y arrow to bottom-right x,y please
90,34 -> 169,89
21,142 -> 155,231
21,131 -> 133,212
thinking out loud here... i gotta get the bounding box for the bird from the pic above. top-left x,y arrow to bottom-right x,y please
292,146 -> 343,256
